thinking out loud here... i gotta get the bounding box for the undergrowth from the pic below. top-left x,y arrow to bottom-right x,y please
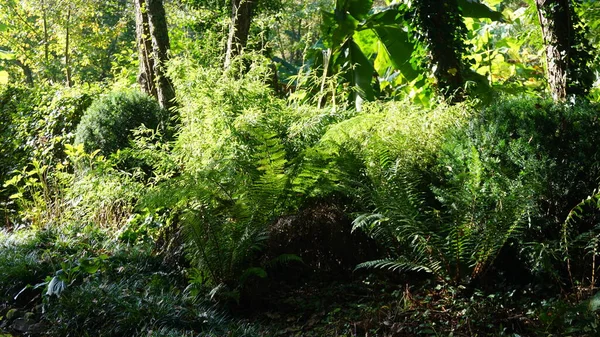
3,66 -> 600,336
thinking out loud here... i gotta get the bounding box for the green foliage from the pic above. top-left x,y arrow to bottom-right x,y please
0,84 -> 100,225
0,229 -> 53,302
144,62 -> 353,297
0,223 -> 258,337
46,277 -> 244,337
0,0 -> 135,86
453,98 -> 600,285
327,101 -> 530,284
75,90 -> 167,156
297,0 -> 503,106
336,97 -> 600,287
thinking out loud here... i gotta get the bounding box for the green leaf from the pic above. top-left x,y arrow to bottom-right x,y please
353,29 -> 378,59
321,10 -> 358,50
458,0 -> 504,21
589,291 -> 600,312
337,0 -> 373,20
239,267 -> 267,284
0,49 -> 14,60
78,258 -> 101,274
372,26 -> 418,81
0,23 -> 7,32
46,276 -> 67,296
348,40 -> 376,107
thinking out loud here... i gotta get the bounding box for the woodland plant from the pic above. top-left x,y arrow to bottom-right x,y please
474,98 -> 600,287
350,97 -> 600,289
75,90 -> 167,156
142,61 -> 359,299
0,84 -> 100,226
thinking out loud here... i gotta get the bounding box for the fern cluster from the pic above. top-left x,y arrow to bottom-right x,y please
349,97 -> 600,288
144,62 -> 353,297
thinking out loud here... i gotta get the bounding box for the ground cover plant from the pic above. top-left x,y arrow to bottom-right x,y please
2,0 -> 600,336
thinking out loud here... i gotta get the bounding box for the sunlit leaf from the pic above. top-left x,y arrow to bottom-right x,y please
0,49 -> 13,60
0,71 -> 7,85
353,29 -> 378,58
373,26 -> 419,81
46,276 -> 67,297
458,0 -> 504,21
348,39 -> 376,106
336,0 -> 373,20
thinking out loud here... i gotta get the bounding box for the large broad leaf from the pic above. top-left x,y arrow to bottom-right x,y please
347,39 -> 376,108
372,26 -> 418,81
363,6 -> 404,27
336,0 -> 373,20
322,10 -> 359,50
458,0 -> 504,21
353,28 -> 379,58
0,23 -> 7,32
356,6 -> 418,81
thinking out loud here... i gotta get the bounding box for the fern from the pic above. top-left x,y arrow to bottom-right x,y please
561,188 -> 600,287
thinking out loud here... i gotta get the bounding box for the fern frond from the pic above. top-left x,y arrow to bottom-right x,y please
267,253 -> 304,268
356,257 -> 434,274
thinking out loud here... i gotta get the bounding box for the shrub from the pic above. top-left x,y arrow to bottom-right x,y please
1,84 -> 99,227
476,98 -> 600,286
75,90 -> 166,155
147,61 -> 350,299
350,97 -> 600,288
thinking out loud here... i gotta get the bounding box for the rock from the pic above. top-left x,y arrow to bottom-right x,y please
10,317 -> 45,335
5,309 -> 21,321
264,202 -> 377,276
23,312 -> 35,322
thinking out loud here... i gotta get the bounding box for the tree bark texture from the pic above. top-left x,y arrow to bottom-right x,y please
145,0 -> 175,110
224,0 -> 257,70
65,8 -> 72,87
535,0 -> 571,101
414,0 -> 466,102
134,0 -> 175,110
135,0 -> 157,98
535,0 -> 594,100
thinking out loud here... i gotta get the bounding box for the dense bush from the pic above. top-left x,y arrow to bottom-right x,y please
346,97 -> 600,289
75,90 -> 166,156
0,85 -> 99,226
470,98 -> 600,286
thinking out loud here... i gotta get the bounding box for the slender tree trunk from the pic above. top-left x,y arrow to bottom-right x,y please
414,0 -> 466,102
535,0 -> 594,101
134,0 -> 175,111
42,0 -> 49,65
535,0 -> 571,101
135,0 -> 157,98
224,0 -> 257,70
14,59 -> 34,86
64,8 -> 71,87
145,0 -> 175,111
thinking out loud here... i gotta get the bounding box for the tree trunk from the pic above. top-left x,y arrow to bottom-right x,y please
42,0 -> 49,66
535,0 -> 593,101
14,59 -> 34,86
224,0 -> 257,70
135,0 -> 175,111
145,0 -> 175,111
65,8 -> 72,87
535,0 -> 571,101
135,0 -> 157,98
414,0 -> 466,102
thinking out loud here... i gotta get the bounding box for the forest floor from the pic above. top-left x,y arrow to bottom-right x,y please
0,225 -> 596,337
